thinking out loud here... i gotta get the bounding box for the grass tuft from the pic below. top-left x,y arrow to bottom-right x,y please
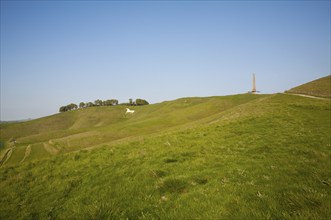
158,178 -> 188,193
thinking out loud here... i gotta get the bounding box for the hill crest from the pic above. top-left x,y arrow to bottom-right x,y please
286,75 -> 331,98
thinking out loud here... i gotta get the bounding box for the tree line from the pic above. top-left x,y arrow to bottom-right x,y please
59,98 -> 149,113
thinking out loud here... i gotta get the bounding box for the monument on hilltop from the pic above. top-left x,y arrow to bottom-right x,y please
249,73 -> 259,94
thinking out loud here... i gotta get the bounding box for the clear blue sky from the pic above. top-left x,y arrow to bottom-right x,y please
1,0 -> 330,120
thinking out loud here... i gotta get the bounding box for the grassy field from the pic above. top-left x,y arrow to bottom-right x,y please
286,75 -> 331,98
0,77 -> 330,219
0,94 -> 264,164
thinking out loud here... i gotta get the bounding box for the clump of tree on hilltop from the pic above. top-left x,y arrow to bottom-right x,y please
59,98 -> 149,113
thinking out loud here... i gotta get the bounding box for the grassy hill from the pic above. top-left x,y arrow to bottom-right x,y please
0,94 -> 264,166
285,75 -> 331,98
0,79 -> 330,219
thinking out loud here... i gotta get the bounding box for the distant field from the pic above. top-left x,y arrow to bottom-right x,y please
0,77 -> 330,219
286,75 -> 331,98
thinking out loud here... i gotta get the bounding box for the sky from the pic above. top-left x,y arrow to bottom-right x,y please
1,0 -> 330,121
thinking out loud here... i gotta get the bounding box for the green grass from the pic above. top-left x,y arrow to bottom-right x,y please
0,140 -> 4,150
27,143 -> 51,162
286,75 -> 331,98
0,94 -> 264,163
4,146 -> 25,165
0,93 -> 330,219
0,77 -> 330,219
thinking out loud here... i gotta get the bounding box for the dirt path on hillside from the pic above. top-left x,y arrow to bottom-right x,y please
20,145 -> 31,163
285,93 -> 330,100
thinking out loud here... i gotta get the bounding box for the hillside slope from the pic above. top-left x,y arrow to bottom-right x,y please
0,94 -> 265,166
0,93 -> 330,219
286,75 -> 331,98
1,76 -> 330,219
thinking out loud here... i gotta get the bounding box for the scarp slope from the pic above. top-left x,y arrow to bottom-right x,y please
0,94 -> 264,166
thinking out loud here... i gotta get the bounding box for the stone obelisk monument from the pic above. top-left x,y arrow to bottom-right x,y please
252,73 -> 257,93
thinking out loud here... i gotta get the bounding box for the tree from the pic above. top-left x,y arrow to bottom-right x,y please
110,99 -> 118,105
59,98 -> 122,113
135,99 -> 149,106
102,100 -> 108,106
94,99 -> 103,106
103,100 -> 112,106
103,99 -> 117,106
86,102 -> 94,107
59,106 -> 67,112
129,98 -> 133,106
65,103 -> 77,111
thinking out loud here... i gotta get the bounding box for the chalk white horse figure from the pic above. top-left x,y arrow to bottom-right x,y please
126,108 -> 135,114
